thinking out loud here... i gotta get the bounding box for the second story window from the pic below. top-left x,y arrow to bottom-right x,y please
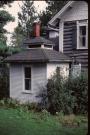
77,20 -> 88,49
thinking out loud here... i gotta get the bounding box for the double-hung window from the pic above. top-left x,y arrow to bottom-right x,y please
77,20 -> 88,49
24,67 -> 31,91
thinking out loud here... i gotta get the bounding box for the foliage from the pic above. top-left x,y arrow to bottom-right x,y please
0,45 -> 22,99
64,72 -> 88,114
18,0 -> 37,38
8,46 -> 22,55
0,0 -> 14,48
45,1 -> 68,18
46,68 -> 75,114
0,107 -> 88,135
0,40 -> 9,57
11,24 -> 24,46
56,113 -> 88,127
0,41 -> 22,58
46,68 -> 88,115
0,63 -> 9,99
0,10 -> 14,44
0,1 -> 13,7
0,98 -> 21,108
39,1 -> 68,36
11,1 -> 38,46
0,98 -> 41,112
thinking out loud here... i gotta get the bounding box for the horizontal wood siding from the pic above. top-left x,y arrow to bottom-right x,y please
10,63 -> 47,103
63,21 -> 88,70
61,1 -> 88,22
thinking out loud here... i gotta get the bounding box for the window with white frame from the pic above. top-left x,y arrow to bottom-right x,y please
24,67 -> 31,90
77,20 -> 88,49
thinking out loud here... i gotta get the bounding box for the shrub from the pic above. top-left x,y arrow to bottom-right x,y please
0,98 -> 20,108
0,63 -> 9,99
46,68 -> 88,115
47,68 -> 75,114
56,113 -> 87,127
23,102 -> 41,112
64,72 -> 88,114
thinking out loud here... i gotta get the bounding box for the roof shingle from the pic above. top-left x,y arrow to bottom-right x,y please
5,48 -> 72,63
23,37 -> 55,46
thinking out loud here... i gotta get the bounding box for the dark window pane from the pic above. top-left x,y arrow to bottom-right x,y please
29,45 -> 41,48
80,26 -> 86,36
25,79 -> 31,90
79,36 -> 86,47
79,26 -> 86,47
25,67 -> 31,78
82,37 -> 86,46
44,45 -> 52,48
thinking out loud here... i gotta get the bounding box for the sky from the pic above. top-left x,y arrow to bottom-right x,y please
1,1 -> 47,45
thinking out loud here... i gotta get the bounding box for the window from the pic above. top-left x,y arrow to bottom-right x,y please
24,67 -> 31,90
29,44 -> 41,48
77,20 -> 88,49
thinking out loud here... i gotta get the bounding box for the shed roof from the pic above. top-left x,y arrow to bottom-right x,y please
5,48 -> 72,63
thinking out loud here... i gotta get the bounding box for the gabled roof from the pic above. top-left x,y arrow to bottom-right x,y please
46,26 -> 59,32
48,1 -> 75,26
5,48 -> 72,63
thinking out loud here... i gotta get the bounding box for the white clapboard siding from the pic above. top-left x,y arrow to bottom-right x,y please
10,63 -> 47,103
32,63 -> 47,102
61,1 -> 88,22
10,64 -> 23,99
10,63 -> 70,103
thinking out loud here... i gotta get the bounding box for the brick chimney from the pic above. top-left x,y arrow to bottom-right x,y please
33,20 -> 41,37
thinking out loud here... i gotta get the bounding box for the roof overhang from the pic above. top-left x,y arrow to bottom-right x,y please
48,1 -> 75,27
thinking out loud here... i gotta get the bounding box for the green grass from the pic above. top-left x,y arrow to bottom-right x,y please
0,107 -> 88,135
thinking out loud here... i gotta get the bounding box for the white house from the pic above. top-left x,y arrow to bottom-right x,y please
5,21 -> 71,103
48,1 -> 88,72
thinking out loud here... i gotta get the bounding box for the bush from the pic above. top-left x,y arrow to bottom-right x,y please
56,113 -> 88,127
46,68 -> 88,115
0,98 -> 44,113
64,72 -> 88,114
47,68 -> 75,114
0,63 -> 9,99
0,98 -> 20,108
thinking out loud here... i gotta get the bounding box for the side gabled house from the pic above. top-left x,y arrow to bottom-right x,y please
48,1 -> 88,72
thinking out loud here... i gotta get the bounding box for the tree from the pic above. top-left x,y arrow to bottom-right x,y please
11,24 -> 24,47
0,10 -> 14,44
0,1 -> 13,7
11,1 -> 38,47
18,0 -> 37,38
39,1 -> 68,36
45,1 -> 68,18
0,0 -> 14,54
0,0 -> 15,99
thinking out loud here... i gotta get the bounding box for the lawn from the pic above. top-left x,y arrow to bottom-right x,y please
0,107 -> 88,135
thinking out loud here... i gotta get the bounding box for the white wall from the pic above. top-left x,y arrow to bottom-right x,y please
59,22 -> 63,52
10,63 -> 47,103
59,1 -> 88,52
60,1 -> 88,22
31,64 -> 47,102
47,63 -> 69,79
49,31 -> 59,38
10,62 -> 70,103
